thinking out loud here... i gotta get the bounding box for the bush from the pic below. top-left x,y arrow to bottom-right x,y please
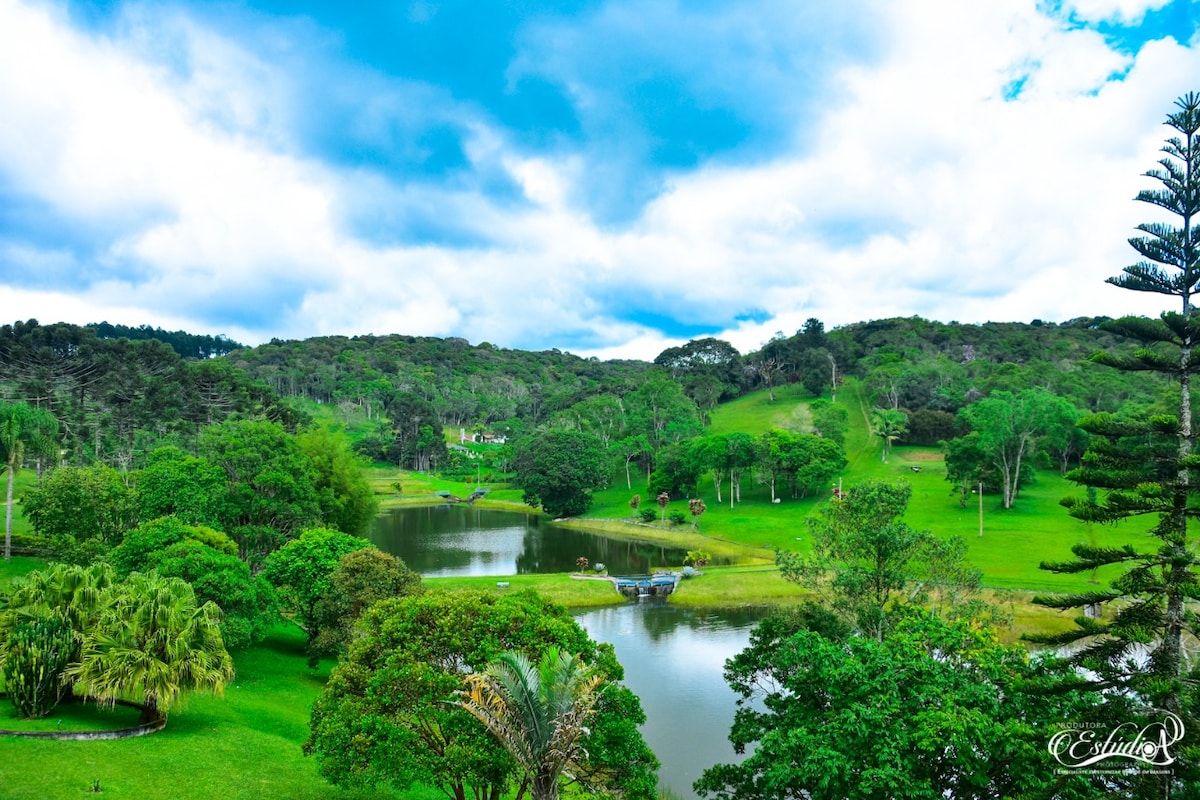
638,508 -> 658,523
668,511 -> 687,525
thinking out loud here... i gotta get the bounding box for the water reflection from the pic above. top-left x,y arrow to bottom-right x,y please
370,505 -> 695,577
577,603 -> 766,800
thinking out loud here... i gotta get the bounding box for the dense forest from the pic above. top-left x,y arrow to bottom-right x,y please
0,315 -> 1163,476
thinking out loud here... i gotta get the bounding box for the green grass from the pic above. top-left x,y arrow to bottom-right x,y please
0,623 -> 429,800
424,572 -> 629,608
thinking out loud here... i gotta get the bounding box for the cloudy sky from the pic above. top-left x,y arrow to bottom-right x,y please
0,0 -> 1197,359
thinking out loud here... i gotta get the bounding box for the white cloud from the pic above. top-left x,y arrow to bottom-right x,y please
1064,0 -> 1173,25
0,0 -> 1197,360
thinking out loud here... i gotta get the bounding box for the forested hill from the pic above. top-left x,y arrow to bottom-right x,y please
0,319 -> 300,468
0,315 -> 1162,474
88,321 -> 244,359
227,334 -> 656,426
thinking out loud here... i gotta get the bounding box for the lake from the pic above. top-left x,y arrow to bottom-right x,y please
370,506 -> 765,799
371,504 -> 698,577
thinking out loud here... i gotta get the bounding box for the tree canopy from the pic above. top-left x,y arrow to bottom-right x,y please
306,590 -> 657,800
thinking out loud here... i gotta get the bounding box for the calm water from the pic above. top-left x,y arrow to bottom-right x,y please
370,505 -> 695,577
576,603 -> 763,799
369,506 -> 765,800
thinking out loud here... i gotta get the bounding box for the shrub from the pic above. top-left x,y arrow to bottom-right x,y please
668,511 -> 688,525
638,508 -> 658,523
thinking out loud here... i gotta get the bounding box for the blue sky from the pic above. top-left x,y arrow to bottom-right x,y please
0,0 -> 1197,358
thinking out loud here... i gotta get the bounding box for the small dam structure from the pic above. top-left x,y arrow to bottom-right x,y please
613,573 -> 679,599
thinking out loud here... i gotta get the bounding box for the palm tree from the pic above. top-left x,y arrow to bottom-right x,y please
64,572 -> 234,723
870,407 -> 907,463
0,401 -> 59,560
458,647 -> 603,800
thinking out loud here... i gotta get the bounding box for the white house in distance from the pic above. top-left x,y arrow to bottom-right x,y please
459,428 -> 507,445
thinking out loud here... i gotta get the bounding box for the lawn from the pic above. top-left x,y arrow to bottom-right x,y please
0,618 -> 424,800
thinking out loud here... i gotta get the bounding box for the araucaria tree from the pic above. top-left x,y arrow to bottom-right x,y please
1030,92 -> 1200,794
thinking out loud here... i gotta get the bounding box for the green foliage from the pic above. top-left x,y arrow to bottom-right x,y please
954,388 -> 1077,508
21,463 -> 135,550
260,527 -> 372,646
143,540 -> 279,649
458,648 -> 603,800
1,400 -> 60,561
869,407 -> 907,462
667,510 -> 687,525
88,321 -> 244,359
777,480 -> 980,639
111,516 -> 237,576
298,426 -> 380,536
638,508 -> 658,523
1029,93 -> 1200,798
513,430 -> 608,517
903,408 -> 958,446
136,446 -> 227,528
200,419 -> 324,562
808,398 -> 847,445
646,442 -> 701,499
696,609 -> 1106,800
306,590 -> 656,800
1,613 -> 75,718
65,571 -> 235,722
309,548 -> 422,662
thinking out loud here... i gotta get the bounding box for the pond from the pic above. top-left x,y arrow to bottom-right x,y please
576,603 -> 764,800
370,505 -> 697,577
369,505 -> 766,799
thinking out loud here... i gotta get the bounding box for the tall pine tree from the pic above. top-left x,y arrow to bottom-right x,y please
1030,92 -> 1200,796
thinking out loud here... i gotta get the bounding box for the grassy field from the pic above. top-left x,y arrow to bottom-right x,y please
361,378 -> 1153,602
0,607 -> 421,800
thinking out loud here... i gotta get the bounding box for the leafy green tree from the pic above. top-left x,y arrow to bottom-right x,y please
0,562 -> 114,644
653,337 -> 744,399
142,540 -> 279,649
645,441 -> 702,499
199,419 -> 323,562
808,398 -> 848,446
778,480 -> 979,639
904,408 -> 958,446
260,527 -> 371,648
756,428 -> 799,502
569,394 -> 627,449
626,375 -> 701,450
135,446 -> 227,528
790,434 -> 848,499
21,463 -> 136,550
695,609 -> 1105,800
1,401 -> 59,561
513,430 -> 608,517
64,571 -> 234,723
309,547 -> 422,661
956,388 -> 1064,508
110,516 -> 238,576
459,648 -> 603,800
297,426 -> 380,536
386,391 -> 446,471
306,590 -> 657,800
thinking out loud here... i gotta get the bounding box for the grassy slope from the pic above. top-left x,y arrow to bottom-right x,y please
584,379 -> 1144,594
